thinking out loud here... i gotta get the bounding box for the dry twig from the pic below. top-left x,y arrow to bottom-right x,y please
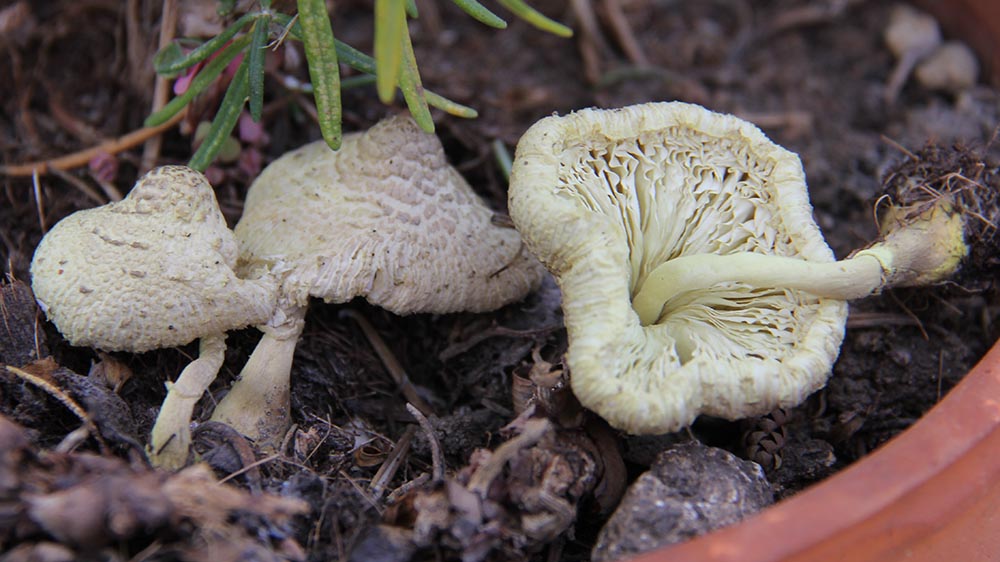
369,425 -> 417,499
341,309 -> 436,416
406,403 -> 444,482
141,0 -> 180,173
0,110 -> 187,177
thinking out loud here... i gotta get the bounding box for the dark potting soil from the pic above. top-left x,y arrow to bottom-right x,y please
1,0 -> 998,559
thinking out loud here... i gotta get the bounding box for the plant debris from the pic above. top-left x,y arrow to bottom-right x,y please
0,413 -> 308,561
1,0 -> 999,560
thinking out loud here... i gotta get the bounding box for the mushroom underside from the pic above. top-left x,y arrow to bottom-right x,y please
510,103 -> 849,434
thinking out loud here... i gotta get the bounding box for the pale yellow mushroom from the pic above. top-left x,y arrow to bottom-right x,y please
509,102 -> 972,436
915,41 -> 980,94
30,166 -> 276,469
883,4 -> 942,105
210,115 -> 545,445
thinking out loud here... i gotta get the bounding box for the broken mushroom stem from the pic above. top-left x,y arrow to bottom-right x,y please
209,305 -> 307,447
633,200 -> 967,326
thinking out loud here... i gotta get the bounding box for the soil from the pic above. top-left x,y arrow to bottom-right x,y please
1,0 -> 999,561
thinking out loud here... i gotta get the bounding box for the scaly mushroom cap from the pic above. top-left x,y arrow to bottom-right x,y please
235,115 -> 544,314
508,102 -> 847,434
31,166 -> 276,352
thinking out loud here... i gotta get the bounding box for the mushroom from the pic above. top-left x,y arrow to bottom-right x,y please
914,41 -> 980,95
209,115 -> 545,444
507,102 -> 966,434
30,166 -> 276,468
883,4 -> 942,105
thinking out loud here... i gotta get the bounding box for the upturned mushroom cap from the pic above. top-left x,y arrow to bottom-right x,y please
31,166 -> 276,352
508,102 -> 847,434
235,115 -> 544,314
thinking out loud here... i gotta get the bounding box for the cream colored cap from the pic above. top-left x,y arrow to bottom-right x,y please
509,102 -> 847,434
884,4 -> 941,60
236,115 -> 544,314
31,166 -> 277,352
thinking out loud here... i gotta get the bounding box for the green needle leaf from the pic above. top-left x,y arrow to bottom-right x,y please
217,0 -> 237,17
496,0 -> 572,37
451,0 -> 507,29
335,40 -> 376,74
397,30 -> 432,132
333,40 -> 477,118
424,92 -> 478,118
248,14 -> 270,122
404,0 -> 419,19
188,59 -> 249,171
298,0 -> 343,150
153,12 -> 256,76
145,34 -> 251,127
374,0 -> 406,103
492,139 -> 512,181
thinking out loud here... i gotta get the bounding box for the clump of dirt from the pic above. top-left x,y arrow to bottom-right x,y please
1,0 -> 999,560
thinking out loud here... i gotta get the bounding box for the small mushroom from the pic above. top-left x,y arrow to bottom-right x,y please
30,166 -> 276,468
883,4 -> 942,105
915,41 -> 980,94
508,102 -> 967,434
210,115 -> 545,444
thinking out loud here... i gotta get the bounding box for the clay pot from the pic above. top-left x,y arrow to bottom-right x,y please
633,2 -> 1000,561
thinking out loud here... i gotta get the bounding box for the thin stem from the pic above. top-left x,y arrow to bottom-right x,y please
632,252 -> 886,326
210,306 -> 307,447
0,109 -> 187,177
148,334 -> 227,470
632,201 -> 967,326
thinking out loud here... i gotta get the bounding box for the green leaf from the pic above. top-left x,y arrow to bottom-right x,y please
342,74 -> 377,89
188,59 -> 250,171
424,91 -> 478,118
260,0 -> 272,8
145,34 -> 252,127
451,0 -> 507,29
333,41 -> 477,118
397,29 -> 432,132
335,41 -> 377,74
404,0 -> 419,19
491,139 -> 512,181
248,14 -> 270,122
298,0 -> 343,149
153,12 -> 256,76
152,43 -> 187,77
217,0 -> 237,16
374,0 -> 406,103
495,0 -> 572,37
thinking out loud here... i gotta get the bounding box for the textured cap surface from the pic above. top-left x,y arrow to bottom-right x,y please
508,102 -> 847,434
236,115 -> 544,314
31,166 -> 276,352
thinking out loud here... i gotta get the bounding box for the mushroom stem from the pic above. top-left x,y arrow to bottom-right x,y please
633,202 -> 967,326
148,334 -> 227,470
209,306 -> 307,447
633,253 -> 884,325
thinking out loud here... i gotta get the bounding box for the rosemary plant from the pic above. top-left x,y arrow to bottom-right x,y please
146,0 -> 571,170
